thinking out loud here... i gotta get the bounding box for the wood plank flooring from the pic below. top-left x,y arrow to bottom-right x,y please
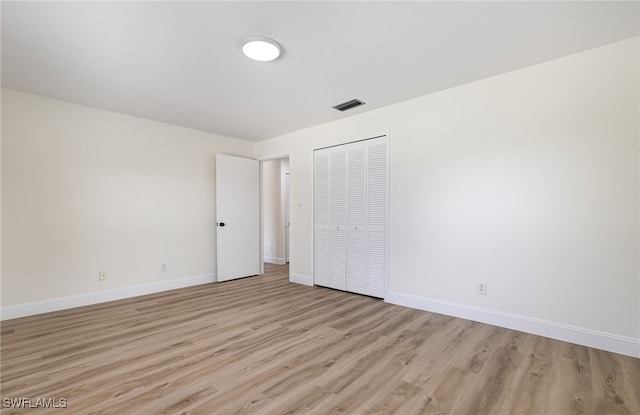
1,263 -> 639,414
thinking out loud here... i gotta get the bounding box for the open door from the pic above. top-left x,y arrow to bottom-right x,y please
216,154 -> 260,282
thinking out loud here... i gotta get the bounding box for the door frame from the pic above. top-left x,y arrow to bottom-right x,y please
258,152 -> 292,279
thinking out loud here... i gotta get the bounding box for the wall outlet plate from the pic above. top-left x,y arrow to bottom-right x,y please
477,281 -> 487,295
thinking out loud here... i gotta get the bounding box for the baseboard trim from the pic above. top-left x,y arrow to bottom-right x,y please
0,273 -> 217,321
264,256 -> 286,265
386,291 -> 640,358
290,273 -> 313,286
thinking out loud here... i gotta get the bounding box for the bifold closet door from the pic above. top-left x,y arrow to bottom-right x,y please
313,146 -> 347,291
313,150 -> 330,287
364,139 -> 387,298
329,150 -> 347,290
346,144 -> 367,295
313,136 -> 388,298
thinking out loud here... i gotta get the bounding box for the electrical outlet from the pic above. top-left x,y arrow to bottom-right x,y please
99,269 -> 107,281
477,281 -> 487,295
160,263 -> 168,272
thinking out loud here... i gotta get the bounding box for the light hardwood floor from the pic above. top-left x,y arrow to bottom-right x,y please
1,263 -> 639,414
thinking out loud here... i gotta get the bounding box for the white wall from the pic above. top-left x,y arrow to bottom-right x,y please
1,89 -> 254,311
255,37 -> 640,355
262,158 -> 284,264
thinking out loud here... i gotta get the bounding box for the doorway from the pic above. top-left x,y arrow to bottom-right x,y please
262,157 -> 290,267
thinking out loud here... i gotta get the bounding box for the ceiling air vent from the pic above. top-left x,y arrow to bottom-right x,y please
332,99 -> 365,112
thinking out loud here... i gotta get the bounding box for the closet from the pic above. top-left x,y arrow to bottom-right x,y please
313,135 -> 388,298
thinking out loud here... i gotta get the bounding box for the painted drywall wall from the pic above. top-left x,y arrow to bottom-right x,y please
1,88 -> 254,307
255,37 -> 640,343
263,158 -> 285,264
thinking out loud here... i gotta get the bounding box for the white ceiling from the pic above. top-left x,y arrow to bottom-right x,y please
2,1 -> 638,142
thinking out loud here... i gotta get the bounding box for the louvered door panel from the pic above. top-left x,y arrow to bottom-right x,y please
346,145 -> 367,294
314,229 -> 330,286
347,146 -> 366,226
346,229 -> 366,294
330,151 -> 347,228
365,138 -> 388,297
314,151 -> 330,228
313,150 -> 330,287
331,228 -> 347,290
329,150 -> 347,290
366,231 -> 385,297
367,141 -> 387,230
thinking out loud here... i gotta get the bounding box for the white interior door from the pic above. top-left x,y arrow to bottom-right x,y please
216,154 -> 260,282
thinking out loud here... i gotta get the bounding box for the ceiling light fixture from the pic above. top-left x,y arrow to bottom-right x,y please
242,36 -> 281,62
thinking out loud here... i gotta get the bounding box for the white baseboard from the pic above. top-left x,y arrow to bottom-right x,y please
264,256 -> 286,265
0,273 -> 217,321
290,273 -> 313,286
385,291 -> 640,359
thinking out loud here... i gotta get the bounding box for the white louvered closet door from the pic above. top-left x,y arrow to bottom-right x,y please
346,144 -> 367,295
329,150 -> 347,290
365,138 -> 388,298
313,150 -> 330,287
313,135 -> 388,298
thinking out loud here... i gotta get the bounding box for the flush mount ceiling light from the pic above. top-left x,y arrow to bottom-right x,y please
242,36 -> 281,62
